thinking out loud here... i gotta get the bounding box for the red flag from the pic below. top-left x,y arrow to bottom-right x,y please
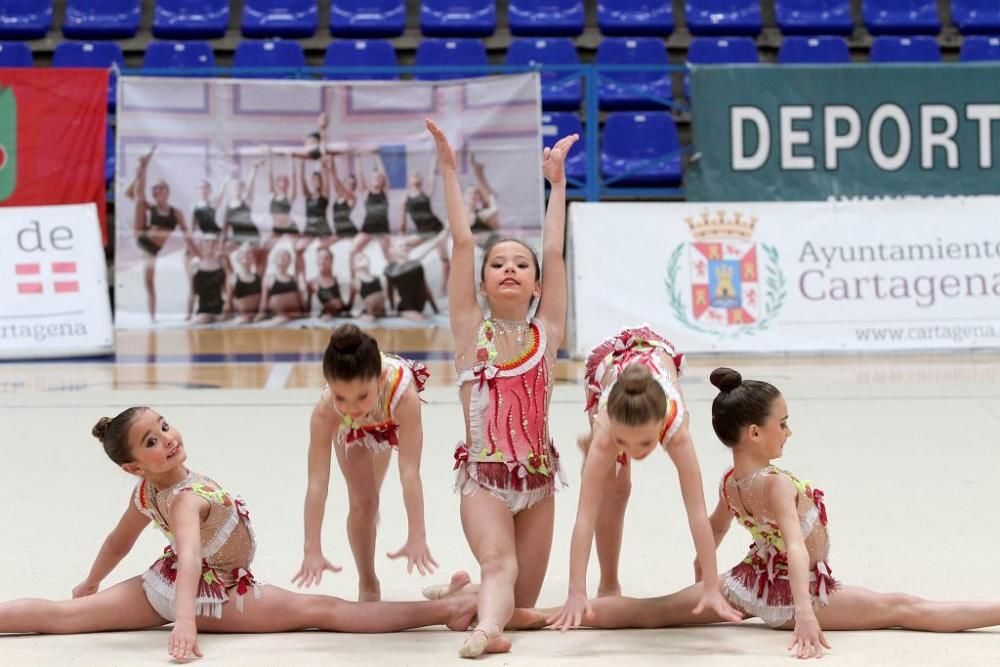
0,68 -> 108,240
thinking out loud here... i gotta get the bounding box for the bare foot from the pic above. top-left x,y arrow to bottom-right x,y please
597,583 -> 621,598
445,593 -> 478,631
507,607 -> 548,630
423,570 -> 473,600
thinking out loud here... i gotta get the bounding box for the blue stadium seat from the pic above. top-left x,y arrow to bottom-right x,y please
869,35 -> 940,61
597,0 -> 673,36
153,0 -> 229,39
243,0 -> 317,38
421,0 -> 496,38
602,112 -> 682,186
960,35 -> 1000,61
542,112 -> 586,183
505,38 -> 581,110
685,36 -> 758,99
143,40 -> 215,71
863,1 -> 940,35
952,1 -> 1000,35
0,41 -> 33,66
775,0 -> 853,36
414,38 -> 488,80
63,0 -> 140,39
596,37 -> 671,110
778,36 -> 851,63
232,39 -> 306,78
324,39 -> 398,79
686,0 -> 762,36
0,0 -> 52,39
509,0 -> 583,37
52,41 -> 124,109
330,0 -> 405,38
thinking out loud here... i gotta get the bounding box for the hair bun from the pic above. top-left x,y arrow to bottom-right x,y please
618,363 -> 652,394
92,416 -> 112,441
330,324 -> 363,353
710,367 -> 742,392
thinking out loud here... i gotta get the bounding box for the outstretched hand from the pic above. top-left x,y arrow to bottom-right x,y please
541,133 -> 579,185
692,585 -> 743,623
387,538 -> 439,576
545,591 -> 594,631
168,618 -> 203,662
292,551 -> 343,588
425,119 -> 457,171
72,580 -> 98,598
788,611 -> 831,660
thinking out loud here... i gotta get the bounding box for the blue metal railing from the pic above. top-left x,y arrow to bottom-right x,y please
115,62 -> 691,202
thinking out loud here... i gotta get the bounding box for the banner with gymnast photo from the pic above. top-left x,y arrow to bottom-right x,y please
112,73 -> 544,330
570,197 -> 1000,354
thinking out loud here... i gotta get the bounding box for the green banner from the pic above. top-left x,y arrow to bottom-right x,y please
686,64 -> 1000,201
0,85 -> 17,201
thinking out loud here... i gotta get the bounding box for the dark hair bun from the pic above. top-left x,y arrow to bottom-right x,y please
710,367 -> 742,392
330,324 -> 364,353
92,416 -> 112,441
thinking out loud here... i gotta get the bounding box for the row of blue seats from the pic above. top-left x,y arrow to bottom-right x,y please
98,111 -> 680,189
6,35 -> 998,113
3,1 -> 1000,42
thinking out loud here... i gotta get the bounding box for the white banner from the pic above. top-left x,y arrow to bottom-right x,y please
570,198 -> 1000,354
0,204 -> 113,359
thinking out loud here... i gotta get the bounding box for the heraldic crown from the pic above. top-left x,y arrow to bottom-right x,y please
684,210 -> 758,241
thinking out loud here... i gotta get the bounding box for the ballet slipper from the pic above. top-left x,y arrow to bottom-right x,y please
423,570 -> 471,600
459,622 -> 504,659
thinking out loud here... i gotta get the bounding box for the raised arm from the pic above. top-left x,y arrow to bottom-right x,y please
357,152 -> 370,193
534,133 -> 579,348
319,154 -> 333,199
548,419 -> 617,630
167,491 -> 208,661
386,388 -> 437,575
246,160 -> 264,203
470,152 -> 492,199
289,154 -> 298,202
769,475 -> 831,659
211,175 -> 231,211
665,424 -> 742,623
299,155 -> 312,197
72,493 -> 151,598
293,400 -> 343,588
426,119 -> 481,337
330,155 -> 354,202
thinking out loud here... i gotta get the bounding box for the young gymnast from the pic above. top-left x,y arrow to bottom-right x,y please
548,326 -> 740,629
426,118 -> 578,658
511,367 -> 1000,659
0,407 -> 477,662
295,325 -> 436,603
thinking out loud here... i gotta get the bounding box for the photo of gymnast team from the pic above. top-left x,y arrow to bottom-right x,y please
124,114 -> 507,327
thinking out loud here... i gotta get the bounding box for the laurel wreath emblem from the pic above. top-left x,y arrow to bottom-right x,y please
664,242 -> 786,338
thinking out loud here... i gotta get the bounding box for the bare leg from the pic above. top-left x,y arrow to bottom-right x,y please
334,445 -> 382,601
809,586 -> 1000,632
196,585 -> 478,634
0,576 -> 166,634
510,583 -> 739,631
459,490 -> 517,658
595,463 -> 630,597
143,254 -> 157,322
512,496 -> 554,607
